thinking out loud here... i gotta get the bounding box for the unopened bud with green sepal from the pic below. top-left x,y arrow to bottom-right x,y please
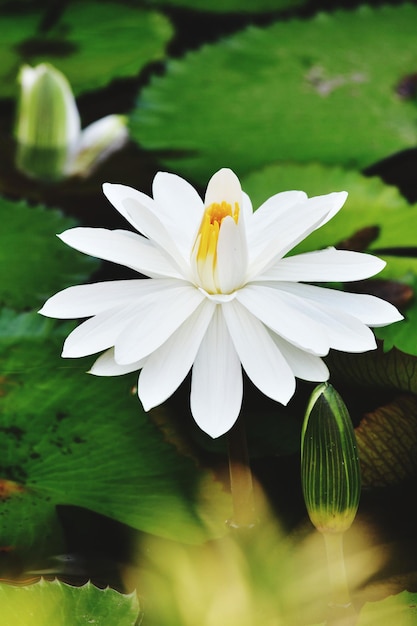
15,63 -> 128,182
301,382 -> 361,534
15,63 -> 80,181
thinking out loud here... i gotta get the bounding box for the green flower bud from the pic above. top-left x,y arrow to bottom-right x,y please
301,383 -> 361,534
15,63 -> 80,181
15,63 -> 128,182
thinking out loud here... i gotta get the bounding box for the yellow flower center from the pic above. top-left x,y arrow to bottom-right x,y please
194,200 -> 240,293
197,201 -> 239,261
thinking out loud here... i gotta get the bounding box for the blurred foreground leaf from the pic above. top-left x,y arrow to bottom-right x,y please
0,579 -> 140,626
359,590 -> 417,626
311,591 -> 417,626
132,5 -> 417,181
0,312 -> 230,559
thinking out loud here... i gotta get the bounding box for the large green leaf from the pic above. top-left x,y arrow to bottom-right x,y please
0,312 -> 230,554
359,591 -> 417,626
132,5 -> 417,181
0,308 -> 71,340
0,197 -> 97,310
0,2 -> 173,98
0,481 -> 65,565
141,0 -> 305,14
355,394 -> 417,488
326,346 -> 417,396
0,579 -> 140,626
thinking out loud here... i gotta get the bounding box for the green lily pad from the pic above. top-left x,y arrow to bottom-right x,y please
140,0 -> 305,14
0,579 -> 140,626
0,3 -> 173,99
132,5 -> 417,181
0,479 -> 65,565
355,394 -> 417,488
0,308 -> 71,341
359,590 -> 417,626
326,346 -> 417,396
0,197 -> 97,310
0,311 -> 229,554
373,274 -> 417,354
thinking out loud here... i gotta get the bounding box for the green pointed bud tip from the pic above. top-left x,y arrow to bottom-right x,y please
15,63 -> 81,181
301,383 -> 361,534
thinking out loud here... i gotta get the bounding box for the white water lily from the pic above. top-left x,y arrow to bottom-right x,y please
39,168 -> 403,438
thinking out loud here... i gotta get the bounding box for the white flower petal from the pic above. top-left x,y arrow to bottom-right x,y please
89,347 -> 146,376
58,227 -> 182,278
275,281 -> 404,327
297,306 -> 377,353
280,192 -> 347,250
247,191 -> 307,260
247,193 -> 347,278
239,284 -> 377,354
269,333 -> 329,382
103,183 -> 190,276
103,182 -> 156,228
216,215 -> 248,292
313,191 -> 348,226
138,300 -> 216,411
201,290 -> 237,303
75,115 -> 127,155
259,248 -> 386,282
251,190 -> 307,239
69,114 -> 128,177
114,284 -> 205,364
236,285 -> 329,354
152,172 -> 204,253
204,168 -> 242,207
241,191 -> 253,220
222,300 -> 295,405
39,277 -> 180,319
62,301 -> 141,358
190,307 -> 243,438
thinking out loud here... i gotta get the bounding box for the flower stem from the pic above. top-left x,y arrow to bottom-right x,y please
226,415 -> 256,529
323,532 -> 351,607
323,532 -> 358,625
323,533 -> 358,626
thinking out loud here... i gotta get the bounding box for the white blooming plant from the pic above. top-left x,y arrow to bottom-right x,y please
40,168 -> 402,438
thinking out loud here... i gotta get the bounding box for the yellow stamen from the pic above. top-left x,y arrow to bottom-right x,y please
193,200 -> 240,294
197,201 -> 239,263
